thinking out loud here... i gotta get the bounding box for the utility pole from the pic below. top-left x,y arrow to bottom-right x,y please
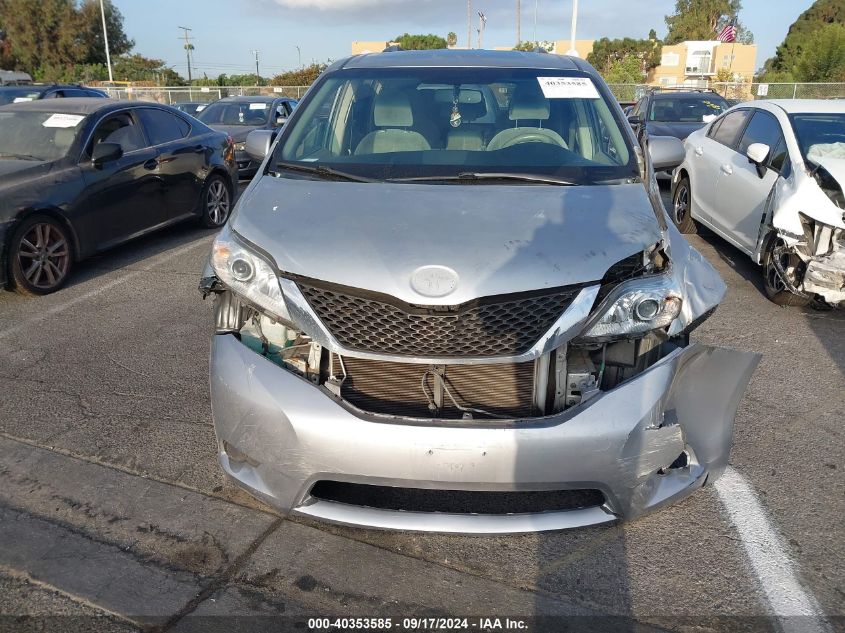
467,0 -> 472,48
98,0 -> 113,83
178,26 -> 194,84
251,49 -> 260,81
533,0 -> 538,43
295,45 -> 301,68
477,11 -> 487,49
516,0 -> 521,46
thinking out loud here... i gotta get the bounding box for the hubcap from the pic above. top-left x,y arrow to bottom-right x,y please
18,223 -> 69,289
674,185 -> 688,225
206,180 -> 230,225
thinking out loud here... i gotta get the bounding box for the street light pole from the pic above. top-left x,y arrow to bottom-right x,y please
98,0 -> 113,83
566,0 -> 578,56
467,0 -> 472,49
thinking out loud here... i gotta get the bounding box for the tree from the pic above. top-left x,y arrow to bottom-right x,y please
793,22 -> 845,82
392,33 -> 448,50
586,37 -> 662,78
513,40 -> 554,52
74,0 -> 133,65
446,31 -> 457,47
604,56 -> 647,84
269,62 -> 327,87
111,54 -> 183,85
762,0 -> 845,78
664,0 -> 753,45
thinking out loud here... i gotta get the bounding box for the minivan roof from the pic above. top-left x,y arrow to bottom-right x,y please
340,49 -> 585,71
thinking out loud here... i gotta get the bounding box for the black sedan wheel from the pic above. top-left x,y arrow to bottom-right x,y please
200,175 -> 232,228
671,176 -> 697,234
9,215 -> 73,295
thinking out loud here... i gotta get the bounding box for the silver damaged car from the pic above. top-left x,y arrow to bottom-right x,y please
200,50 -> 760,533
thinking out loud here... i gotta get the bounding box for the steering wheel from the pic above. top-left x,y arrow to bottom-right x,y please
487,128 -> 568,152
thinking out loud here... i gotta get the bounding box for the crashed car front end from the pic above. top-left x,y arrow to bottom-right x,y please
200,180 -> 758,533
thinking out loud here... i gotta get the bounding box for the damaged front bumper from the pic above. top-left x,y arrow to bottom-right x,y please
210,333 -> 759,533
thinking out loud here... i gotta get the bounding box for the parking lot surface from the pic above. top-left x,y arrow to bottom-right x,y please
0,185 -> 842,632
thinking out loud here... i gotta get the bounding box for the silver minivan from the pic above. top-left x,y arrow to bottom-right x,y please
200,50 -> 759,533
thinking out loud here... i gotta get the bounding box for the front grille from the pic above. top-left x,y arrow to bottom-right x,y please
297,280 -> 581,358
334,356 -> 536,419
310,481 -> 605,514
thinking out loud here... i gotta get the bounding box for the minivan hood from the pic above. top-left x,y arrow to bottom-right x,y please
231,178 -> 663,305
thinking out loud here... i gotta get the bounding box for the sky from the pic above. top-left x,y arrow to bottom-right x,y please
111,0 -> 811,80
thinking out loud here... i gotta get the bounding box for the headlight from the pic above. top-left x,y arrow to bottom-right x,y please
234,142 -> 246,151
578,274 -> 682,341
211,227 -> 292,323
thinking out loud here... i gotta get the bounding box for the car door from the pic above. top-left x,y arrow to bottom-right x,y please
687,109 -> 751,224
77,110 -> 163,249
710,109 -> 788,255
135,107 -> 203,219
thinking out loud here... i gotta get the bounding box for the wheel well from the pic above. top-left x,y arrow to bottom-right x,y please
207,167 -> 235,193
8,208 -> 81,262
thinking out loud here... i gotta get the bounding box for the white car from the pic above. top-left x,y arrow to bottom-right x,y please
671,99 -> 845,307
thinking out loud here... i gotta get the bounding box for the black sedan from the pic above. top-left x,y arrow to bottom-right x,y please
0,98 -> 236,295
196,96 -> 296,178
0,84 -> 108,105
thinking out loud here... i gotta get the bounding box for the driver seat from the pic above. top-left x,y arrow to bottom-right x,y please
355,90 -> 431,154
486,86 -> 568,152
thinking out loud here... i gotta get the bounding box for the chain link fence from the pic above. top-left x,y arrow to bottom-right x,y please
606,82 -> 845,104
99,85 -> 310,104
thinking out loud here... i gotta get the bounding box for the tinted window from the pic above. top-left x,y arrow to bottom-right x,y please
88,112 -> 146,154
712,110 -> 750,148
137,108 -> 190,145
769,137 -> 789,174
197,101 -> 272,126
62,89 -> 88,97
738,110 -> 784,156
0,110 -> 85,161
648,95 -> 727,123
0,87 -> 43,104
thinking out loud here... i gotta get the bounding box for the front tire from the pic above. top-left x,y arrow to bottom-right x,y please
761,237 -> 812,307
199,174 -> 232,228
8,214 -> 73,296
671,176 -> 698,234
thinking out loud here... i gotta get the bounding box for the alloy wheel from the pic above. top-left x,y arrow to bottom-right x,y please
17,222 -> 70,290
206,179 -> 231,225
673,185 -> 689,226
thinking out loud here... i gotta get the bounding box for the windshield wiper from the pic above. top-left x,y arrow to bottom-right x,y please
0,153 -> 41,161
274,161 -> 378,183
388,172 -> 579,186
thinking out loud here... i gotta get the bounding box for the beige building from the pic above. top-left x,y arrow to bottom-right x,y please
351,41 -> 395,54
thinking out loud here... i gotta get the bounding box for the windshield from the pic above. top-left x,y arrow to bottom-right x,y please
197,101 -> 271,126
0,110 -> 84,161
0,87 -> 43,105
274,67 -> 637,183
789,113 -> 845,165
649,96 -> 727,123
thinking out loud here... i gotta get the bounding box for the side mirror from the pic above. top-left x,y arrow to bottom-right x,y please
627,114 -> 643,127
648,135 -> 685,171
91,142 -> 122,166
746,142 -> 770,178
245,129 -> 274,162
275,115 -> 288,126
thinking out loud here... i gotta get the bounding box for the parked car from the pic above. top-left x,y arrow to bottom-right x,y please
672,99 -> 845,307
628,89 -> 730,145
0,84 -> 107,105
196,96 -> 297,178
199,49 -> 759,533
173,102 -> 208,117
0,98 -> 236,295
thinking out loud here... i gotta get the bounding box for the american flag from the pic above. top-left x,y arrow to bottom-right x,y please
717,18 -> 737,43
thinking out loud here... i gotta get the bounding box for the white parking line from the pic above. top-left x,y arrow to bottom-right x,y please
715,467 -> 829,633
0,236 -> 212,342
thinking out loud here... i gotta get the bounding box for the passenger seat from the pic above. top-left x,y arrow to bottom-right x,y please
355,90 -> 431,154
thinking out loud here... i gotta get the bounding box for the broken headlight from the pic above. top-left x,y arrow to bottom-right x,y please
578,274 -> 682,342
211,226 -> 292,324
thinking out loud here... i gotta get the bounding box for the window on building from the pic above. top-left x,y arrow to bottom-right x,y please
660,52 -> 680,67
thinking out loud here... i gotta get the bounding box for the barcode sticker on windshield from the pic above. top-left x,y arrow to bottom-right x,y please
42,113 -> 85,128
537,77 -> 600,99
249,103 -> 267,110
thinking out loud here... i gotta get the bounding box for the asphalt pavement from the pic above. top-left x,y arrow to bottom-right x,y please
0,184 -> 842,632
